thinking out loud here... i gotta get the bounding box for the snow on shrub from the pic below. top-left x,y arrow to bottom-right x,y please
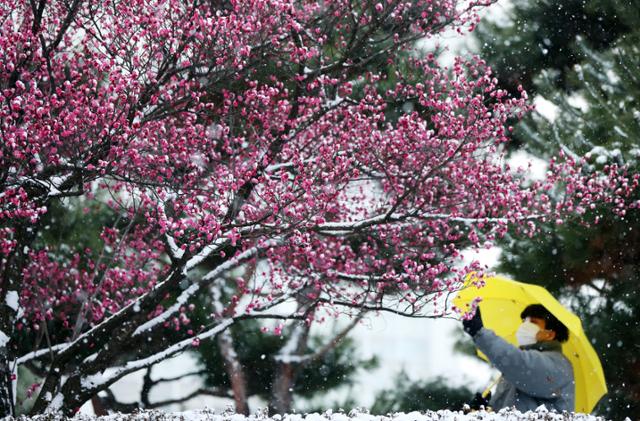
8,408 -> 607,421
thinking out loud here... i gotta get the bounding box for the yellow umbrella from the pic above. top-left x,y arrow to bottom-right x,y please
453,274 -> 607,413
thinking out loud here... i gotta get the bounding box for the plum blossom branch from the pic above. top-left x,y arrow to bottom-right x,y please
134,238 -> 284,335
314,213 -> 543,233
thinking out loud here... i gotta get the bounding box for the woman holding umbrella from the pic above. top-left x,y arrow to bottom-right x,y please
455,275 -> 607,414
462,303 -> 575,412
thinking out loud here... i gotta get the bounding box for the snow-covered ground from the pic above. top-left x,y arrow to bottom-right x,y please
10,408 -> 607,421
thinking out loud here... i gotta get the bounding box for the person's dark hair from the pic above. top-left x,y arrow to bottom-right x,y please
520,304 -> 570,342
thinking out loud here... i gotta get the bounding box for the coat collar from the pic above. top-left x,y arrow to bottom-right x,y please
520,340 -> 562,352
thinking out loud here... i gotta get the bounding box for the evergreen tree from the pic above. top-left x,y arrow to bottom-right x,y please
476,4 -> 640,418
370,372 -> 473,414
475,0 -> 635,96
195,320 -> 377,408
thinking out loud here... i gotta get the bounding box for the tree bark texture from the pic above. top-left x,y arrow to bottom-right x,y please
268,322 -> 310,415
217,329 -> 250,415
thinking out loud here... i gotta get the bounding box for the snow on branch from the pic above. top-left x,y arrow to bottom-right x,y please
16,174 -> 75,198
164,234 -> 184,261
53,266 -> 185,358
0,331 -> 8,349
135,239 -> 283,335
133,282 -> 201,336
314,213 -> 542,233
265,159 -> 316,173
201,238 -> 283,281
314,214 -> 406,232
56,238 -> 277,356
185,239 -> 228,271
81,309 -> 305,396
81,319 -> 235,392
16,343 -> 69,365
156,202 -> 184,261
334,272 -> 386,282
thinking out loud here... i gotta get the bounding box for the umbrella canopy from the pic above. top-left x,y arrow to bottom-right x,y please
453,274 -> 607,413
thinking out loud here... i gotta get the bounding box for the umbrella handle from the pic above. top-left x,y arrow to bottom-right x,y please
482,375 -> 501,398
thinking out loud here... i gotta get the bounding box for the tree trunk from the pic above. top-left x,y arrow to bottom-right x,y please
217,329 -> 249,415
0,299 -> 16,416
0,225 -> 34,417
91,395 -> 108,416
0,343 -> 14,417
269,322 -> 310,415
269,362 -> 297,415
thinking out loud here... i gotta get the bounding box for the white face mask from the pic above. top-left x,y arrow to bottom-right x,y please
515,319 -> 540,346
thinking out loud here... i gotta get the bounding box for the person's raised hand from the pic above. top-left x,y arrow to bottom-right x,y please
462,306 -> 483,337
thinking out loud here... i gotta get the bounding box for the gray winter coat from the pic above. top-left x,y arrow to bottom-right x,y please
473,328 -> 575,412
